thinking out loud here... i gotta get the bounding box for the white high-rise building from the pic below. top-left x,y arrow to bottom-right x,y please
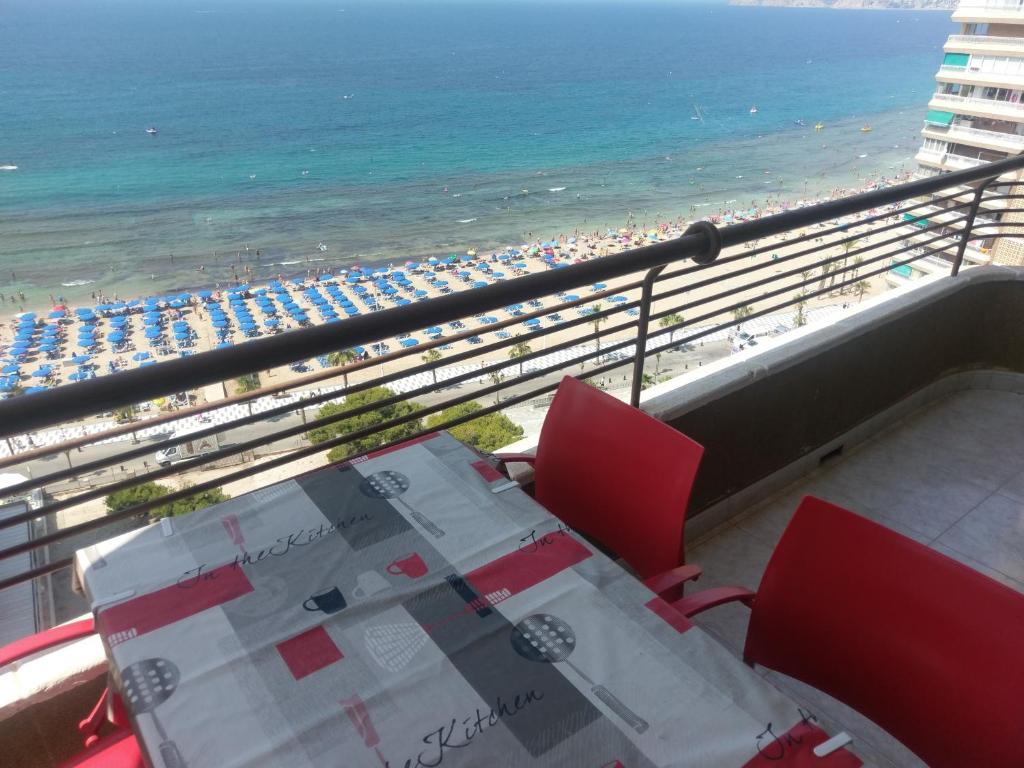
908,0 -> 1024,273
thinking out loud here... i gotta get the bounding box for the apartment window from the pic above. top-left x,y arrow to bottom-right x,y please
923,138 -> 949,153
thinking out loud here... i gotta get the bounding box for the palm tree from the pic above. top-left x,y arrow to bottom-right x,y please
731,304 -> 753,328
489,371 -> 505,404
835,239 -> 859,294
654,351 -> 662,379
659,312 -> 684,344
327,348 -> 359,388
590,304 -> 605,364
855,279 -> 871,303
850,256 -> 864,283
507,336 -> 532,377
818,262 -> 831,292
421,348 -> 442,385
793,293 -> 808,327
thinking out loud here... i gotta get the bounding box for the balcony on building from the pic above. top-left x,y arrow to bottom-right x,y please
3,160 -> 1024,767
954,0 -> 1024,26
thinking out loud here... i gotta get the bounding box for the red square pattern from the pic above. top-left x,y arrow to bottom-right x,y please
276,626 -> 343,680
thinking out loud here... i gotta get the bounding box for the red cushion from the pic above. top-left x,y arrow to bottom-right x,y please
533,376 -> 704,579
745,496 -> 1024,768
58,728 -> 143,768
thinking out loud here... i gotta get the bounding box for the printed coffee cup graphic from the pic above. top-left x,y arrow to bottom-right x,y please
304,586 -> 347,613
386,553 -> 428,579
353,571 -> 390,600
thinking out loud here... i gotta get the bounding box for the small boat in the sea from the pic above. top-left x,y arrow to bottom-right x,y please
814,122 -> 824,132
0,164 -> 17,171
794,119 -> 806,127
145,127 -> 158,135
860,124 -> 872,133
750,105 -> 759,114
317,242 -> 328,252
691,103 -> 705,123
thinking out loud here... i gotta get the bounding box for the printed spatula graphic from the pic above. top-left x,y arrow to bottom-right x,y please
511,614 -> 648,733
359,470 -> 445,538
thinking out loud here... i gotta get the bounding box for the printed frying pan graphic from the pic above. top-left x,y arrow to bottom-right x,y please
511,614 -> 648,734
359,471 -> 445,538
121,657 -> 186,767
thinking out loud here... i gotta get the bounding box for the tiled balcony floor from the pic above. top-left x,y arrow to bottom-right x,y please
687,384 -> 1024,768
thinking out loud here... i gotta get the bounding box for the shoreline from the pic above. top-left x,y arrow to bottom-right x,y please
0,109 -> 923,311
0,167 -> 913,404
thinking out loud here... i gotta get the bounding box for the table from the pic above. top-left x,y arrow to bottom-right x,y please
76,432 -> 860,768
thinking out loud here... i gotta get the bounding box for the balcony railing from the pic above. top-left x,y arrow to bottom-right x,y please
925,121 -> 1024,149
955,0 -> 1024,11
1,155 -> 1024,607
931,92 -> 1024,114
947,34 -> 1024,48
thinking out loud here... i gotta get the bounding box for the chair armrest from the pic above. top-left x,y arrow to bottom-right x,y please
669,587 -> 755,618
642,563 -> 703,596
493,453 -> 536,467
0,618 -> 95,666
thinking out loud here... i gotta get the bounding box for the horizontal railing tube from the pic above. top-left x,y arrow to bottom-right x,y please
2,156 -> 1023,437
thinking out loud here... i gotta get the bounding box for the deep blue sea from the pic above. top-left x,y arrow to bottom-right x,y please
0,0 -> 953,307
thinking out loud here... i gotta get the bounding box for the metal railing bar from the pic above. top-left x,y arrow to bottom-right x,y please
0,209 -> 969,504
649,240 -> 956,362
4,158 -> 1023,436
0,290 -> 641,489
0,227 -> 988,574
0,231 -> 722,437
651,190 -> 972,288
644,214 -> 972,327
0,306 -> 646,534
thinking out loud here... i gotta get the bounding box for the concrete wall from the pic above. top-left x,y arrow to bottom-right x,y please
641,266 -> 1024,527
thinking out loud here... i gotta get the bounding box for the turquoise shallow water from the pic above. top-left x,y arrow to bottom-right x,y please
0,0 -> 953,308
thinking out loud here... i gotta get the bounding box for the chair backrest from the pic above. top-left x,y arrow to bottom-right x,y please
745,496 -> 1024,768
533,376 -> 704,579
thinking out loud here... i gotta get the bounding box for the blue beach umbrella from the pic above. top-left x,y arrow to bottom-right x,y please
108,331 -> 126,343
609,295 -> 627,303
1,364 -> 19,374
71,354 -> 91,364
133,352 -> 150,361
592,283 -> 607,290
145,328 -> 162,339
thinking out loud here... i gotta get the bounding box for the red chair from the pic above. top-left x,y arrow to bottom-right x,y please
498,375 -> 705,593
0,619 -> 143,768
671,496 -> 1024,768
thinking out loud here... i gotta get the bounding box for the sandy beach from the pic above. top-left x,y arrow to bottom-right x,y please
0,170 -> 914,411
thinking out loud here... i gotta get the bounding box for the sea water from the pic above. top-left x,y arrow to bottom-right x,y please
0,0 -> 954,307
